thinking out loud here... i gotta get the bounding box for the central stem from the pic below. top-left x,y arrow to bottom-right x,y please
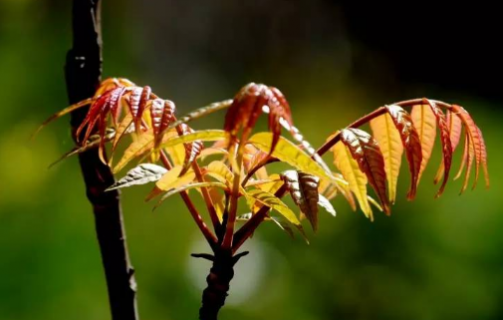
197,250 -> 248,320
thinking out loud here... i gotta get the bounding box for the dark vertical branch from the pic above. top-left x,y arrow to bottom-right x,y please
195,250 -> 249,320
65,1 -> 139,319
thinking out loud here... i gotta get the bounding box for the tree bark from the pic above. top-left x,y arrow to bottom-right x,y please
65,1 -> 139,319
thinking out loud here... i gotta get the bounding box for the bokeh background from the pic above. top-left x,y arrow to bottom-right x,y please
1,1 -> 502,320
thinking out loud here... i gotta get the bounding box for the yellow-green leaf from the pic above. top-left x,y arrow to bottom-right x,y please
248,132 -> 346,187
146,166 -> 196,200
370,113 -> 403,204
113,131 -> 155,173
206,161 -> 234,186
160,129 -> 227,148
154,181 -> 228,210
244,189 -> 301,226
333,141 -> 372,219
411,104 -> 437,183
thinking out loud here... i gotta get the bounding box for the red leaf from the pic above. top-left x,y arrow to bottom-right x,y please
176,124 -> 204,175
451,105 -> 483,190
385,105 -> 422,200
423,100 -> 453,198
223,83 -> 293,154
339,128 -> 390,214
477,127 -> 489,188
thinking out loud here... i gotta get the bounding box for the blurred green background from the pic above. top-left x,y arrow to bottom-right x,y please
1,1 -> 502,320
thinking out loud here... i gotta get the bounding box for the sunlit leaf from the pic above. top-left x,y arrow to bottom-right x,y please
249,132 -> 346,187
48,129 -> 115,168
333,140 -> 372,219
282,170 -> 320,231
411,104 -> 437,183
114,129 -> 226,174
224,83 -> 294,154
106,163 -> 167,191
243,144 -> 269,180
113,130 -> 155,173
205,161 -> 234,186
318,194 -> 336,217
385,105 -> 422,200
177,124 -> 204,175
420,100 -> 453,197
160,130 -> 227,148
146,166 -> 196,200
33,98 -> 94,139
451,105 -> 483,190
434,109 -> 462,185
477,127 -> 490,188
339,128 -> 390,215
370,113 -> 403,204
154,181 -> 228,210
244,189 -> 301,227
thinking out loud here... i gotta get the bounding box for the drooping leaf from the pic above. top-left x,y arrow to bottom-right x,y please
434,109 -> 463,185
461,133 -> 475,194
451,105 -> 483,190
111,112 -> 134,154
244,189 -> 301,227
477,127 -> 489,188
447,109 -> 463,151
318,194 -> 336,217
207,183 -> 226,221
370,113 -> 403,204
205,161 -> 234,187
411,104 -> 437,183
48,129 -> 115,168
243,144 -> 269,180
420,100 -> 453,197
333,140 -> 372,219
339,128 -> 390,215
113,130 -> 155,173
253,174 -> 284,195
385,105 -> 423,200
154,181 -> 228,210
164,139 -> 186,166
176,124 -> 204,175
146,165 -> 196,200
114,129 -> 226,174
160,130 -> 227,148
454,134 -> 470,180
270,216 -> 297,239
282,170 -> 320,231
33,98 -> 94,139
106,163 -> 168,191
249,132 -> 346,187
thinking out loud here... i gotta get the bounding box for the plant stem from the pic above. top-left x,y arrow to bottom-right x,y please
232,185 -> 287,253
196,250 -> 249,320
159,151 -> 218,248
222,144 -> 244,249
316,106 -> 388,156
65,1 -> 139,319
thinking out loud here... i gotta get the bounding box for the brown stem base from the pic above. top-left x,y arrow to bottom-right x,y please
194,251 -> 249,320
